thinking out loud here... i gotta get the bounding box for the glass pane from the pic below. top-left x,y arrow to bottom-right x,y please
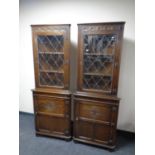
83,75 -> 112,91
38,35 -> 64,53
37,35 -> 64,87
39,72 -> 64,86
84,34 -> 116,54
83,34 -> 116,91
39,54 -> 64,71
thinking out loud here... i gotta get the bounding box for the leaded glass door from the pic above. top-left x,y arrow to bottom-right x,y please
77,24 -> 123,94
32,25 -> 70,89
38,35 -> 64,87
83,34 -> 116,93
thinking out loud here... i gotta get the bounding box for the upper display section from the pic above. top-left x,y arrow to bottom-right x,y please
38,35 -> 64,87
77,22 -> 125,95
83,34 -> 116,91
31,25 -> 70,90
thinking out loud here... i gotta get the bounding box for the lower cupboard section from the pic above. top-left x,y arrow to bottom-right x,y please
73,94 -> 119,149
74,120 -> 116,147
32,90 -> 72,140
32,90 -> 119,149
36,114 -> 70,137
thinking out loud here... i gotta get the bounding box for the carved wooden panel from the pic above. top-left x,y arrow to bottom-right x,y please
75,120 -> 93,140
32,25 -> 68,33
94,124 -> 111,144
81,24 -> 124,32
73,92 -> 120,149
33,91 -> 71,139
78,101 -> 112,123
36,114 -> 70,136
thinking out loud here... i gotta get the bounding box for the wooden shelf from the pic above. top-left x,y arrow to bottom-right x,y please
39,70 -> 64,73
83,72 -> 112,76
39,52 -> 64,54
84,53 -> 113,56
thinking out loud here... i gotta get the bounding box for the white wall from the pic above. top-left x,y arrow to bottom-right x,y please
19,0 -> 135,132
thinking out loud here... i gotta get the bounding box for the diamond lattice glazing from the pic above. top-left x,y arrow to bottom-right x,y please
37,35 -> 64,87
83,34 -> 116,91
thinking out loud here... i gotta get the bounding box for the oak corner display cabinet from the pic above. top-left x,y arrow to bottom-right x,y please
31,24 -> 71,140
31,22 -> 125,150
73,22 -> 125,149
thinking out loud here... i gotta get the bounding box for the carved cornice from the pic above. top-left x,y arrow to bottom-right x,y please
81,25 -> 123,32
32,26 -> 68,33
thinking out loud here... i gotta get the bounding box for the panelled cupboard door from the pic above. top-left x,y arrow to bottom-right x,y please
35,95 -> 69,117
33,92 -> 71,139
73,97 -> 119,148
36,114 -> 70,136
77,22 -> 125,95
74,120 -> 115,146
31,25 -> 70,90
74,120 -> 94,141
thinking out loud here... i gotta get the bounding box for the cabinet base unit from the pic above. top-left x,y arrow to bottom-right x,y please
32,88 -> 72,140
73,92 -> 120,149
